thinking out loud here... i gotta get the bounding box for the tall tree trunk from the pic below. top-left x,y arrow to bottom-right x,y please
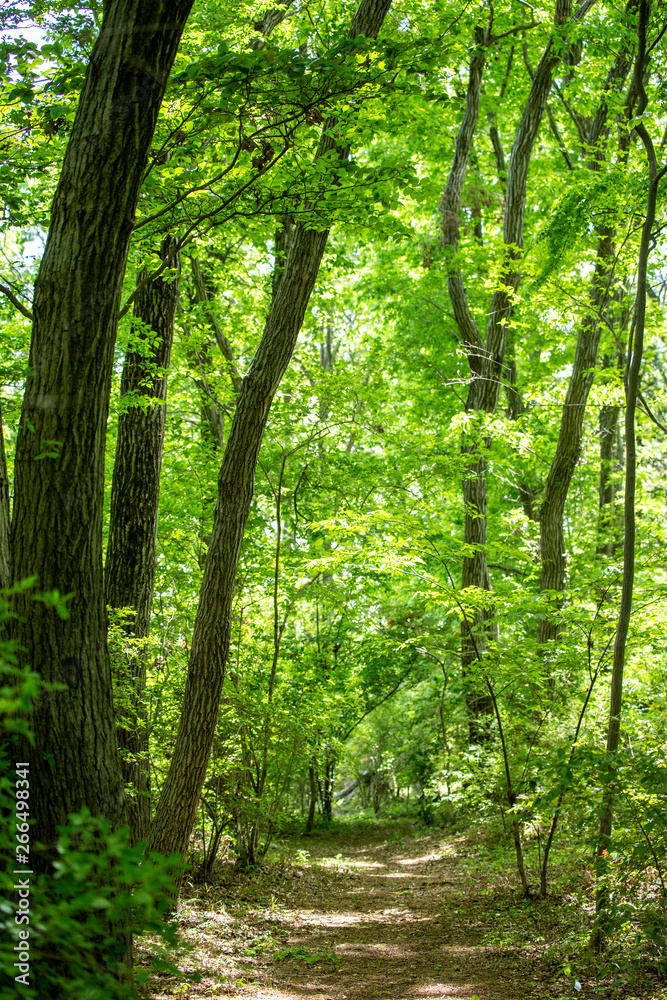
440,4 -> 593,739
537,227 -> 615,643
0,401 -> 10,589
439,23 -> 493,738
537,25 -> 634,643
105,237 -> 180,844
597,355 -> 623,555
148,0 -> 393,862
594,0 -> 665,943
10,0 -> 194,864
597,402 -> 621,555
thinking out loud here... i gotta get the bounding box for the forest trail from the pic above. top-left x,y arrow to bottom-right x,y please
256,831 -> 532,1000
152,823 -> 650,1000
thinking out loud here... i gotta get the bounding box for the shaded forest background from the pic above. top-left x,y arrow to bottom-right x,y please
1,0 -> 667,996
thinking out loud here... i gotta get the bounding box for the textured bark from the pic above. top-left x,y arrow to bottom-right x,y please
537,227 -> 615,643
461,444 -> 495,737
148,0 -> 393,861
595,0 -> 662,942
250,0 -> 295,48
438,26 -> 493,736
272,216 -> 294,302
0,401 -> 10,589
439,26 -> 486,376
10,0 -> 194,862
105,237 -> 180,844
439,7 -> 589,737
537,26 -> 634,643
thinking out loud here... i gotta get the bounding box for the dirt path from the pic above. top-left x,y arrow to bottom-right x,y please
147,825 -> 665,1000
261,833 -> 532,1000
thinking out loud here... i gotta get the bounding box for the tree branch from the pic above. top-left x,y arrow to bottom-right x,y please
0,281 -> 33,321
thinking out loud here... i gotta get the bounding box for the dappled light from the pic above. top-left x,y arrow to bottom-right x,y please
2,1 -> 667,998
146,823 -> 646,1000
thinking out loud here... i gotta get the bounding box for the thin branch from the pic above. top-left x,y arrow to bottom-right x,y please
0,282 -> 33,321
341,664 -> 416,742
491,19 -> 539,43
638,389 -> 667,433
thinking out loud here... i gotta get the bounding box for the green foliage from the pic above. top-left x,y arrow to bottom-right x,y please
0,597 -> 186,1000
0,811 -> 186,1000
2,0 -> 667,993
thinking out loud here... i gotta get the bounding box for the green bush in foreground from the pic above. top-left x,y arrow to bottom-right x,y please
0,590 -> 187,1000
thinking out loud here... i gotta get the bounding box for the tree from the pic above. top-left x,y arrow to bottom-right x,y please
11,0 -> 194,863
439,0 -> 597,736
106,236 -> 180,845
149,0 -> 395,862
537,16 -> 635,644
594,0 -> 667,944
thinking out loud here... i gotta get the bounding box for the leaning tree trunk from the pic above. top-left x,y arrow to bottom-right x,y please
440,2 -> 590,740
536,28 -> 634,644
537,227 -> 615,644
105,237 -> 180,845
10,0 -> 194,865
148,0 -> 393,863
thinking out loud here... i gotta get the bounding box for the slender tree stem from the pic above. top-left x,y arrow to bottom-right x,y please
594,0 -> 667,944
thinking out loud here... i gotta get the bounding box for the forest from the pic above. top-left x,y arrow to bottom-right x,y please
1,0 -> 667,998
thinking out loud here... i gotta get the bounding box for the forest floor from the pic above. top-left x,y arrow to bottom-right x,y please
143,820 -> 667,1000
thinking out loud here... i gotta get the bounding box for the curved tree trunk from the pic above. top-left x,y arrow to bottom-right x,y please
11,0 -> 194,864
536,25 -> 635,644
105,237 -> 180,844
537,226 -> 615,644
440,5 -> 593,739
148,0 -> 394,862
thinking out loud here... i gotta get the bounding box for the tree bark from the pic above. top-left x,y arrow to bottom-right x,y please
304,761 -> 317,834
537,226 -> 615,643
0,401 -> 10,589
597,399 -> 621,555
148,0 -> 393,862
594,0 -> 664,942
105,237 -> 180,844
438,24 -> 493,738
322,750 -> 335,822
11,0 -> 194,863
440,6 -> 592,738
597,355 -> 624,555
537,22 -> 634,643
